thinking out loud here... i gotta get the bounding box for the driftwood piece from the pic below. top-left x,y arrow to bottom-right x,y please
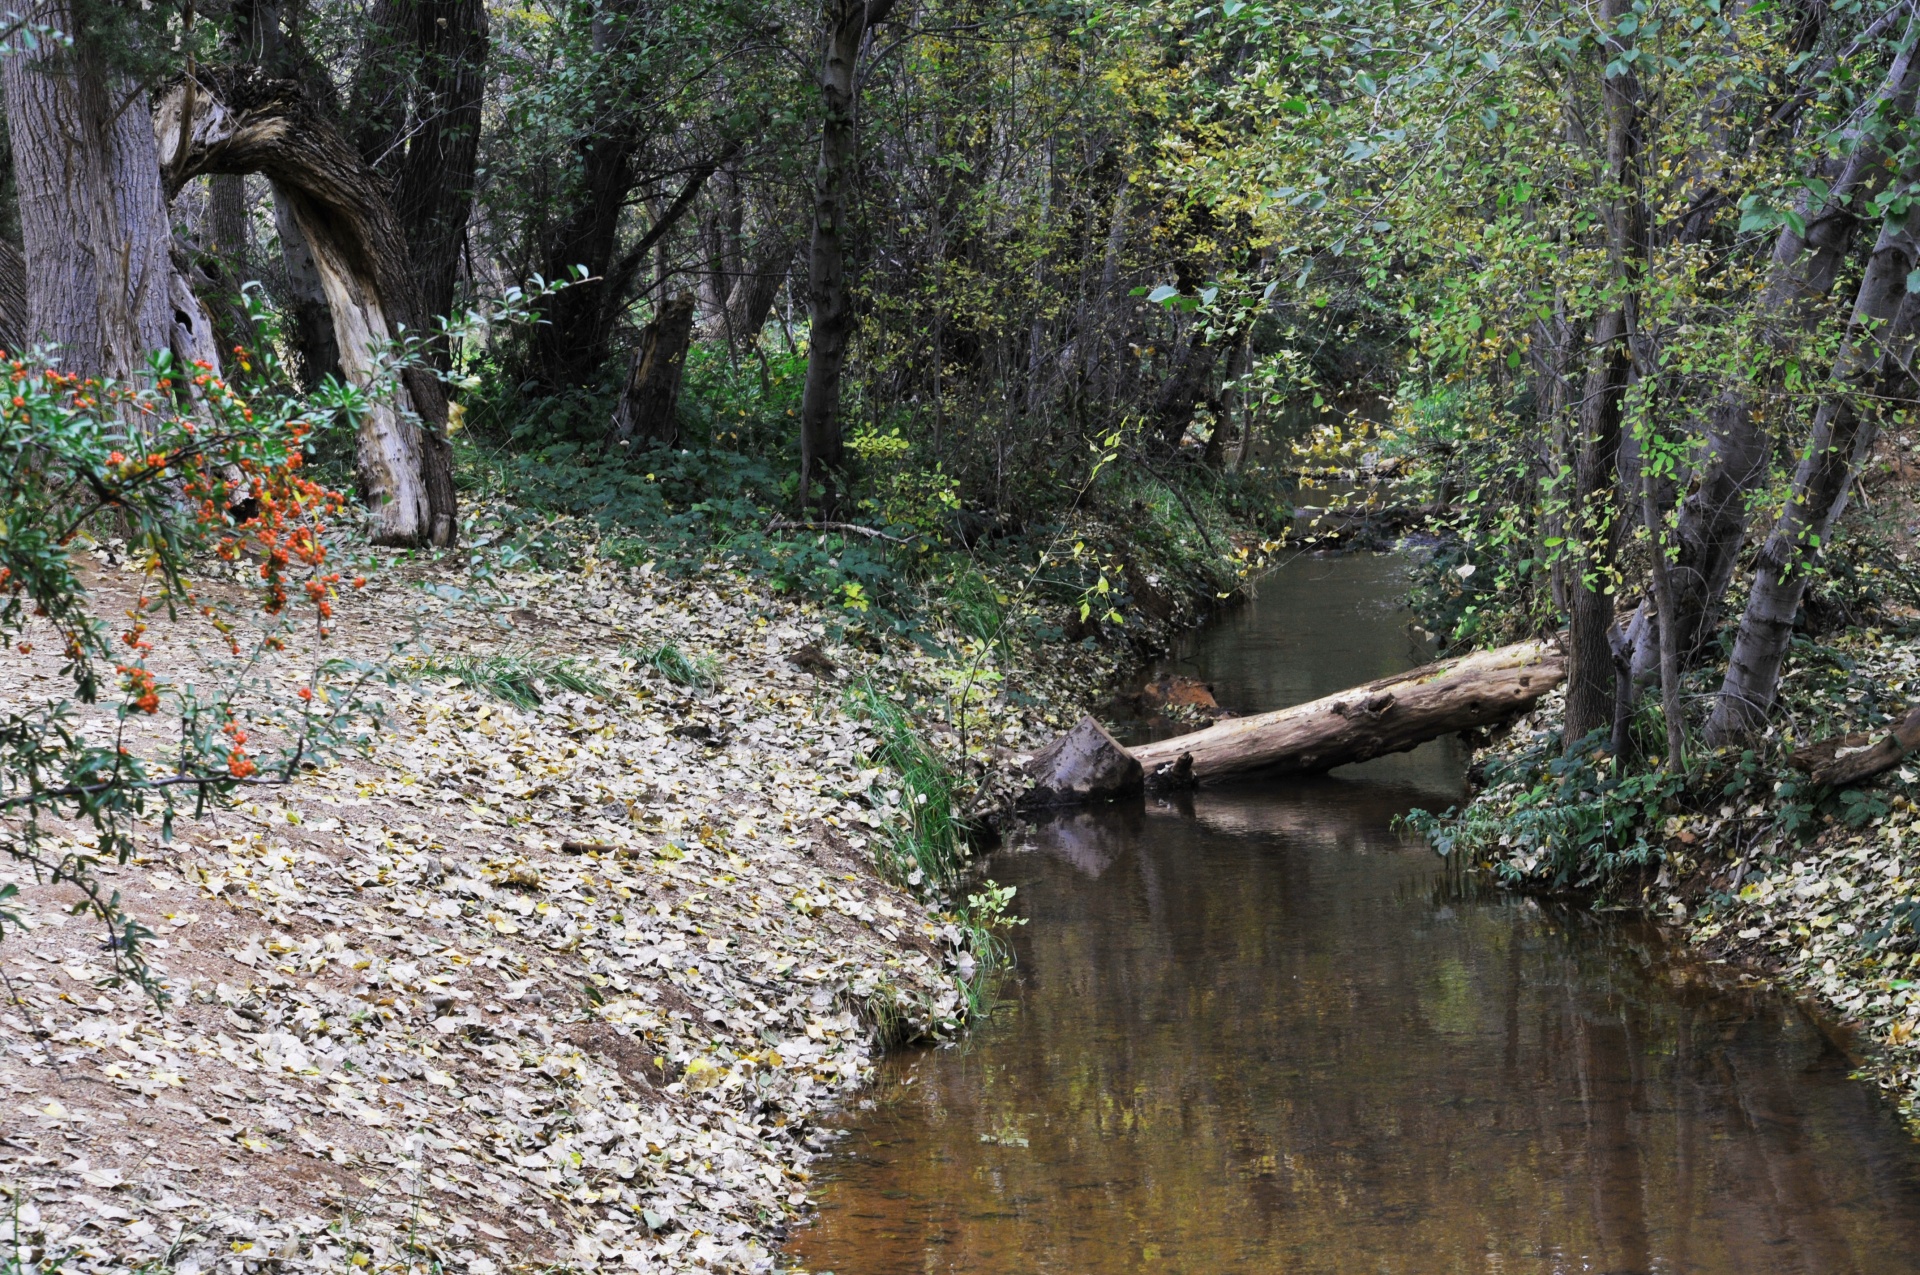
1789,706 -> 1920,787
1021,716 -> 1144,807
1127,637 -> 1565,786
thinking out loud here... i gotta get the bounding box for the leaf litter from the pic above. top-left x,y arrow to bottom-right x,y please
0,524 -> 1098,1274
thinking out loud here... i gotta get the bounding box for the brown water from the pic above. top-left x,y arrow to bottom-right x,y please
786,553 -> 1920,1275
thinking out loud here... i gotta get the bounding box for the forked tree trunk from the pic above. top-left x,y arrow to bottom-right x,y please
1705,199 -> 1920,743
800,0 -> 896,514
3,4 -> 176,387
606,292 -> 696,452
156,68 -> 455,547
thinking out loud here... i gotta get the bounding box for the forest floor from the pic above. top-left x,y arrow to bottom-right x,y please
0,498 -> 1197,1275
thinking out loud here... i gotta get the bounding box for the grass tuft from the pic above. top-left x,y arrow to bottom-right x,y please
848,681 -> 968,894
407,650 -> 607,709
625,641 -> 721,694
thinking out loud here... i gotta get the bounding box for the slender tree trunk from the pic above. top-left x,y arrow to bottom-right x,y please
800,0 -> 896,514
1705,200 -> 1920,743
1636,16 -> 1920,682
3,4 -> 174,387
1565,0 -> 1644,750
1566,309 -> 1630,747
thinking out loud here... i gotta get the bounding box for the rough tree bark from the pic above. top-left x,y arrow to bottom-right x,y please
347,0 -> 489,348
799,0 -> 897,514
725,239 -> 791,345
3,3 -> 175,386
0,238 -> 24,354
605,292 -> 696,452
1705,197 -> 1920,743
156,68 -> 455,547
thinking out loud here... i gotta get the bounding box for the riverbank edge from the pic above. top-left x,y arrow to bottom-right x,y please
1445,642 -> 1920,1139
0,491 -> 1267,1275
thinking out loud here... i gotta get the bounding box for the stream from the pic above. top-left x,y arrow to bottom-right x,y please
786,552 -> 1920,1274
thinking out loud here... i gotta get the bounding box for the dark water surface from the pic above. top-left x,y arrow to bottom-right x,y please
786,554 -> 1920,1274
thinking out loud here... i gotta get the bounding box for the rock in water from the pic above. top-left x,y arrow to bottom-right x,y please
1020,715 -> 1144,807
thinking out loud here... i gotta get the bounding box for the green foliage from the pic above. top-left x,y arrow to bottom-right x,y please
0,348 -> 383,999
847,680 -> 972,896
1406,732 -> 1686,894
407,650 -> 607,710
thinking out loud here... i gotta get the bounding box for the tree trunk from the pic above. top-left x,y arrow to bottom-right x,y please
348,0 -> 489,348
1637,17 -> 1920,683
725,239 -> 791,344
606,292 -> 695,452
1150,325 -> 1219,453
1564,0 -> 1643,751
1705,201 -> 1920,743
274,192 -> 344,389
1027,637 -> 1564,793
157,68 -> 454,547
3,4 -> 175,386
0,237 -> 24,355
1565,309 -> 1630,748
800,0 -> 896,514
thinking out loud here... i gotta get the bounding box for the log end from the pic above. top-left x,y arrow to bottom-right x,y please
1020,715 -> 1144,808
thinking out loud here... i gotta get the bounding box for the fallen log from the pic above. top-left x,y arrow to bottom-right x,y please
1789,706 -> 1920,787
1023,637 -> 1564,802
1132,637 -> 1564,784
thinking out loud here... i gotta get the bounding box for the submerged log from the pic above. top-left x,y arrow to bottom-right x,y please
1021,716 -> 1144,808
1130,638 -> 1564,784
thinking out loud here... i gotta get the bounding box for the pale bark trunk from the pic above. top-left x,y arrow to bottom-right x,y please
274,192 -> 344,389
3,3 -> 175,386
800,0 -> 895,513
157,69 -> 453,546
1705,199 -> 1920,743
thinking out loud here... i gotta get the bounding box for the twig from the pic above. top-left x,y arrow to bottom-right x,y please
766,518 -> 918,545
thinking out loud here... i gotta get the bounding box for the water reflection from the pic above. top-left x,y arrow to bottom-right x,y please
786,555 -> 1920,1274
